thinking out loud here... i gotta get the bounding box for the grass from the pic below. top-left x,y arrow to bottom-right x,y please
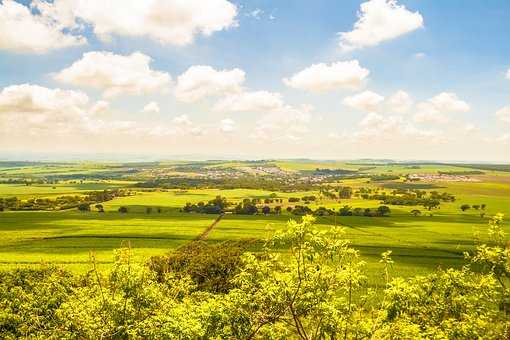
0,209 -> 215,272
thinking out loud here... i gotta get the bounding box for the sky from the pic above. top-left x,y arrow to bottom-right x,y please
0,0 -> 509,162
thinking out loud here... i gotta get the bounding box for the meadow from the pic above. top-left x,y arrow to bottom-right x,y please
1,160 -> 509,284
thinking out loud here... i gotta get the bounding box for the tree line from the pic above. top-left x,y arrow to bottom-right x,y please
0,189 -> 131,211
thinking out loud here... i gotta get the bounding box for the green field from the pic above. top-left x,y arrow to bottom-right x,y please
1,160 -> 509,283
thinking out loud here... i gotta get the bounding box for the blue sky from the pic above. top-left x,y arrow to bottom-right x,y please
0,0 -> 509,161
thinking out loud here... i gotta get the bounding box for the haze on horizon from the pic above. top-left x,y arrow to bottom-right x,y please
0,0 -> 509,161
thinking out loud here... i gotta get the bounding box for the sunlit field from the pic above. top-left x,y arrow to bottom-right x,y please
1,162 -> 509,283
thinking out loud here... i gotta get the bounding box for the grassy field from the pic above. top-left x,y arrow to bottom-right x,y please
0,161 -> 509,283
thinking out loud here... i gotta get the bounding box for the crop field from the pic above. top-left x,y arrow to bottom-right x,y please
1,160 -> 509,284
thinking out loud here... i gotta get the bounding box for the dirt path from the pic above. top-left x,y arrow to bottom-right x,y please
195,213 -> 224,241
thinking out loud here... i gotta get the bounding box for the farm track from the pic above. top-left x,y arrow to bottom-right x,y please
195,213 -> 224,241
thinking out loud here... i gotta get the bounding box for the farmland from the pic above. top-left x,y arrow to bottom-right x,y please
1,160 -> 509,283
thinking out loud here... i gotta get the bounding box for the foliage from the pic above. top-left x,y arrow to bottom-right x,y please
148,240 -> 251,293
183,196 -> 229,214
0,215 -> 509,338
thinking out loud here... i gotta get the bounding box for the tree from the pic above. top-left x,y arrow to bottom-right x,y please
473,204 -> 480,210
339,186 -> 353,199
118,206 -> 128,214
95,204 -> 104,213
146,207 -> 153,214
352,207 -> 363,216
235,201 -> 258,215
338,205 -> 352,216
461,204 -> 471,212
411,209 -> 421,217
274,206 -> 282,215
223,215 -> 366,339
423,199 -> 440,211
77,203 -> 90,212
377,205 -> 391,216
262,206 -> 271,215
481,204 -> 486,210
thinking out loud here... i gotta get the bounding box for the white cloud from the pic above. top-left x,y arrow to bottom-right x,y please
428,92 -> 470,112
190,127 -> 205,136
506,69 -> 510,80
414,52 -> 426,59
339,0 -> 424,52
354,112 -> 441,142
142,101 -> 160,113
0,83 -> 88,115
414,92 -> 470,124
343,89 -> 412,113
463,123 -> 478,134
0,0 -> 85,53
34,0 -> 238,46
283,60 -> 369,92
343,90 -> 384,112
386,90 -> 413,113
0,83 -> 89,134
246,8 -> 263,19
219,118 -> 236,133
175,65 -> 245,103
90,100 -> 110,114
54,51 -> 171,98
496,106 -> 510,123
413,107 -> 449,124
253,105 -> 311,141
173,114 -> 193,126
214,91 -> 284,112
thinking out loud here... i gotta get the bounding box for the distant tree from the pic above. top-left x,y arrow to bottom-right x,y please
118,206 -> 128,214
274,206 -> 282,215
95,204 -> 104,213
480,212 -> 486,219
157,207 -> 162,213
235,201 -> 258,215
473,205 -> 480,210
291,205 -> 313,216
411,209 -> 421,217
288,197 -> 300,203
286,206 -> 293,213
377,205 -> 391,216
338,205 -> 352,216
352,207 -> 363,216
481,204 -> 486,210
77,203 -> 90,212
146,207 -> 153,214
262,206 -> 271,215
338,187 -> 353,199
460,204 -> 471,212
423,199 -> 440,211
